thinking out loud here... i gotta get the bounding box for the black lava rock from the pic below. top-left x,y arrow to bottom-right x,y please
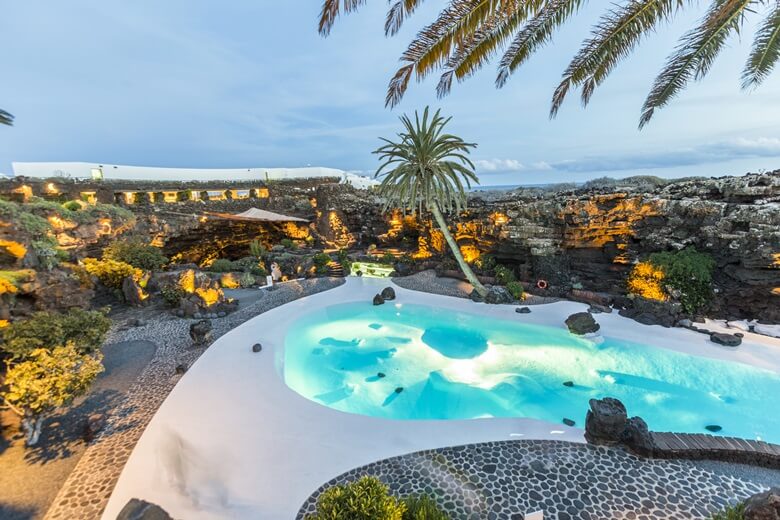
705,424 -> 723,433
373,294 -> 385,306
563,418 -> 576,427
380,287 -> 396,301
516,307 -> 531,314
252,343 -> 262,353
710,332 -> 742,347
563,381 -> 574,387
377,372 -> 386,378
565,312 -> 600,335
394,387 -> 404,394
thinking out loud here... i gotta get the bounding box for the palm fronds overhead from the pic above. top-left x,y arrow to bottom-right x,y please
320,0 -> 775,128
0,109 -> 13,126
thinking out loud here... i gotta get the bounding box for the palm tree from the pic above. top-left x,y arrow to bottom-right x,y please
319,0 -> 780,128
374,106 -> 488,297
0,109 -> 13,126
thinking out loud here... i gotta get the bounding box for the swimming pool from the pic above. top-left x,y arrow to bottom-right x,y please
283,302 -> 780,443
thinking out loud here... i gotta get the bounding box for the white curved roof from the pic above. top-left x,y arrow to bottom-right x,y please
11,161 -> 377,187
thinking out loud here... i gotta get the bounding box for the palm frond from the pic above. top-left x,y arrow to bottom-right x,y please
496,0 -> 585,88
319,0 -> 368,36
742,2 -> 780,89
437,1 -> 545,97
640,0 -> 752,128
0,109 -> 13,126
387,0 -> 516,107
373,106 -> 478,213
386,0 -> 428,36
551,0 -> 682,118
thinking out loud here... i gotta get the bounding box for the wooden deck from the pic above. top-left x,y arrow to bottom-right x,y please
650,432 -> 780,469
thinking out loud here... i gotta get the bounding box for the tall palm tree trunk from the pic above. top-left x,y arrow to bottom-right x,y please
430,204 -> 488,298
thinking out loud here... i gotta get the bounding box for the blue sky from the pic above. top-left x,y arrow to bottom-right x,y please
2,1 -> 780,185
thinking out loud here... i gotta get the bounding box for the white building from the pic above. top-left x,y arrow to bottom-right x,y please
11,162 -> 377,189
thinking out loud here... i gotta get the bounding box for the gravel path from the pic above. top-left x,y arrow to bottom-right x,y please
393,270 -> 559,305
43,277 -> 344,520
393,270 -> 474,299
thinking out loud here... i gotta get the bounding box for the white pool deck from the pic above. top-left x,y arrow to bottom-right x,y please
102,277 -> 780,520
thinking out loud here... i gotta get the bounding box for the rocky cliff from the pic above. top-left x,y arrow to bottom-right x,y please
311,172 -> 780,322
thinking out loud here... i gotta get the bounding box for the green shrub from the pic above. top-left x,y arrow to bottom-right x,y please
83,257 -> 141,289
177,190 -> 192,202
62,200 -> 82,212
160,284 -> 185,307
207,259 -> 235,273
493,265 -> 516,285
0,199 -> 20,218
103,240 -> 168,271
381,252 -> 396,265
402,495 -> 449,520
280,238 -> 297,250
710,503 -> 745,520
648,247 -> 716,314
239,272 -> 256,288
475,254 -> 496,273
506,281 -> 524,300
249,240 -> 266,258
18,212 -> 51,237
233,257 -> 267,276
89,203 -> 134,224
1,308 -> 111,359
313,252 -> 332,268
31,238 -> 62,271
308,476 -> 405,520
337,249 -> 352,274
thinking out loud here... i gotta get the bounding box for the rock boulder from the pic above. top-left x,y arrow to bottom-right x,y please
710,332 -> 742,347
565,312 -> 600,335
584,397 -> 628,445
744,487 -> 780,520
116,498 -> 173,520
189,319 -> 213,346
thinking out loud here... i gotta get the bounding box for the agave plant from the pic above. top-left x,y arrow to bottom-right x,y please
319,0 -> 780,128
374,106 -> 488,297
0,109 -> 13,126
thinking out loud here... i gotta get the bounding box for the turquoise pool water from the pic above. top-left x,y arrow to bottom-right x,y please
283,302 -> 780,443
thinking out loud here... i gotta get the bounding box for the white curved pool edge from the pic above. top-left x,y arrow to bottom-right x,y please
102,277 -> 780,520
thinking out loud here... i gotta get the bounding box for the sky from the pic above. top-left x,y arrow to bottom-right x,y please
2,1 -> 780,185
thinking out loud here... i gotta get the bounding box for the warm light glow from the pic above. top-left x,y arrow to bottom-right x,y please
459,244 -> 481,264
195,287 -> 221,306
179,270 -> 195,293
80,191 -> 97,204
490,212 -> 509,225
163,191 -> 178,203
45,182 -> 59,194
627,261 -> 667,301
771,287 -> 780,296
220,273 -> 240,289
0,240 -> 27,259
13,185 -> 33,201
282,222 -> 310,239
256,187 -> 270,198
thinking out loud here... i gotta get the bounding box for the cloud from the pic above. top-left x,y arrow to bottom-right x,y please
474,137 -> 780,177
474,159 -> 525,172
